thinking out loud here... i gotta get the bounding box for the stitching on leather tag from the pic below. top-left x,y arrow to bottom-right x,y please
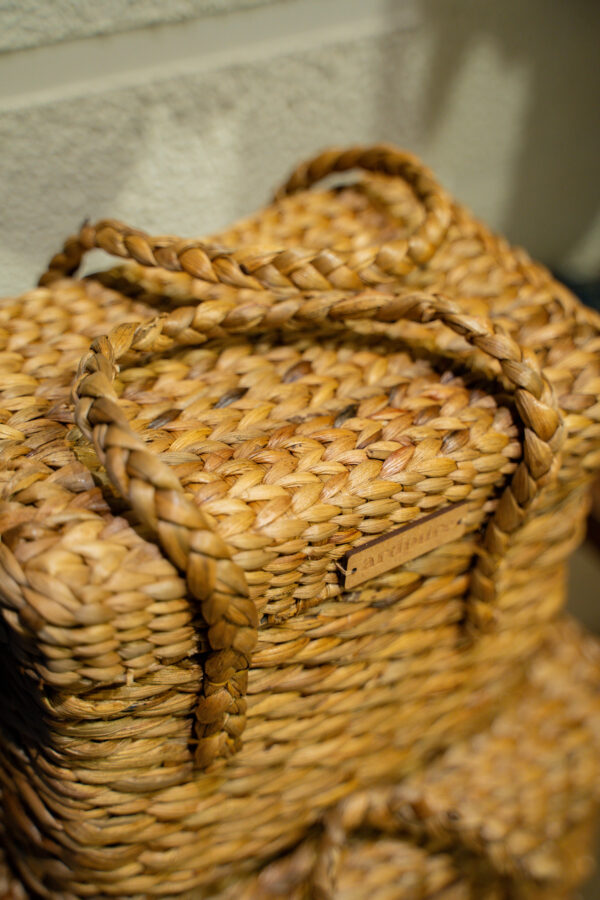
342,501 -> 470,589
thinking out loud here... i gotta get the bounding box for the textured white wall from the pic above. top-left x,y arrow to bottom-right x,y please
1,0 -> 599,296
0,0 -> 281,51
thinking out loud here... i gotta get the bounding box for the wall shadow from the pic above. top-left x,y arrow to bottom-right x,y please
377,0 -> 600,270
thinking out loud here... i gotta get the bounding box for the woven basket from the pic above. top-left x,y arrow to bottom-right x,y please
1,145 -> 599,898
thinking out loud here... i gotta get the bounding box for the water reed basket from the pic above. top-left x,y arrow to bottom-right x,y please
1,145 -> 599,899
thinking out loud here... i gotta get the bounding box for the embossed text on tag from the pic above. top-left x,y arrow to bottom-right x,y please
343,502 -> 469,589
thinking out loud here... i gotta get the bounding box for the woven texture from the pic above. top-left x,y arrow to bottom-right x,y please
1,145 -> 599,898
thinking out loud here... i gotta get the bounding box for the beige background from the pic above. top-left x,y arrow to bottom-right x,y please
1,0 -> 599,296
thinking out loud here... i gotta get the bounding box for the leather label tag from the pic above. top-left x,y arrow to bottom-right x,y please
342,502 -> 469,589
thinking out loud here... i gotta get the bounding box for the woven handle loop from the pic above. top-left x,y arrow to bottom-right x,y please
73,289 -> 563,768
73,350 -> 257,769
40,145 -> 451,289
275,143 -> 452,269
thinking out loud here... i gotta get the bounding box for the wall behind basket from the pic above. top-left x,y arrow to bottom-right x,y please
0,0 -> 598,295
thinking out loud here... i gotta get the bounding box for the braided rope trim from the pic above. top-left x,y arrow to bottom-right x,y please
40,146 -> 452,290
74,335 -> 258,769
73,289 -> 563,767
276,144 -> 452,266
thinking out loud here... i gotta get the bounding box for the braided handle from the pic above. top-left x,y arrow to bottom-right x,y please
74,328 -> 258,769
73,289 -> 563,767
296,784 -> 453,899
40,145 -> 451,288
275,143 -> 452,269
